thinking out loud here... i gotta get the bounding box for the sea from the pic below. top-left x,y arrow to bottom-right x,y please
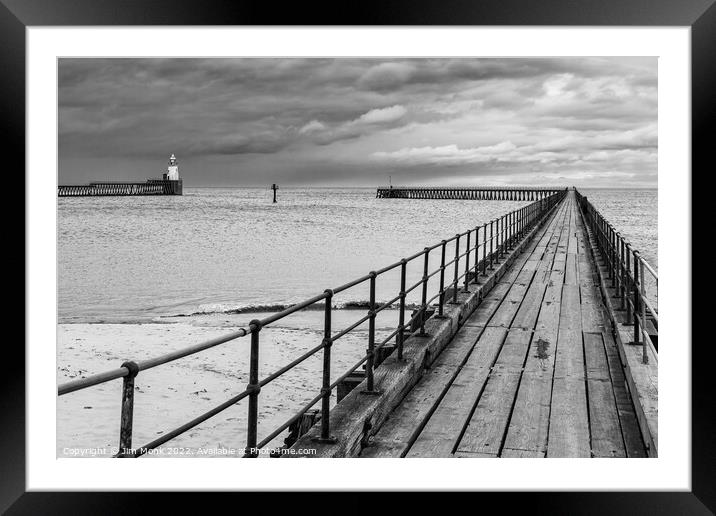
56,187 -> 657,457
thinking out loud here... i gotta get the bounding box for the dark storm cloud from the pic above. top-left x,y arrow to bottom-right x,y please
59,57 -> 657,187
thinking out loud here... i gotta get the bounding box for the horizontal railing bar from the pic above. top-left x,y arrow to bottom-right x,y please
642,328 -> 658,362
258,342 -> 326,388
378,186 -> 563,191
456,269 -> 471,284
330,312 -> 373,342
641,296 -> 659,323
374,293 -> 404,314
59,327 -> 253,395
404,278 -> 425,297
404,249 -> 428,262
574,189 -> 658,362
458,248 -> 471,260
426,290 -> 443,306
583,201 -> 657,282
640,257 -> 659,281
130,388 -> 252,457
254,347 -> 375,450
425,267 -> 442,282
332,274 -> 372,295
63,204 -> 532,395
256,350 -> 374,449
59,367 -> 130,395
254,391 -> 325,450
444,257 -> 458,268
258,292 -> 329,326
373,261 -> 403,276
376,324 -> 405,348
136,327 -> 252,372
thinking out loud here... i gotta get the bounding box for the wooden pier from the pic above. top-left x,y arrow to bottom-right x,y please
376,186 -> 564,200
58,179 -> 183,197
292,190 -> 656,458
57,187 -> 656,460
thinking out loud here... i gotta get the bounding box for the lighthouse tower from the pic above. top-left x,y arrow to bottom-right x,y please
166,153 -> 179,180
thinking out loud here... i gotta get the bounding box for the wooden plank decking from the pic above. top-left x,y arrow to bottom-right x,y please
361,191 -> 647,458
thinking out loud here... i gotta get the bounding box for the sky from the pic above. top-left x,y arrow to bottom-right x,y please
58,57 -> 657,187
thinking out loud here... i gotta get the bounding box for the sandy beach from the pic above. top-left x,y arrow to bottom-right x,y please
57,309 -> 400,457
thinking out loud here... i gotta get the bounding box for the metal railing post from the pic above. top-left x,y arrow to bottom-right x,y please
473,226 -> 480,283
316,290 -> 336,442
438,242 -> 446,315
625,244 -> 633,324
499,216 -> 504,257
452,236 -> 460,303
420,249 -> 430,335
482,223 -> 487,276
118,361 -> 139,457
246,320 -> 262,457
489,221 -> 494,269
397,259 -> 407,359
633,251 -> 641,345
620,235 -> 626,309
506,212 -> 511,249
509,211 -> 514,248
463,230 -> 471,292
528,201 -> 539,228
610,226 -> 617,287
614,231 -> 621,298
363,272 -> 380,394
528,204 -> 532,227
640,260 -> 649,364
516,208 -> 521,242
518,208 -> 522,239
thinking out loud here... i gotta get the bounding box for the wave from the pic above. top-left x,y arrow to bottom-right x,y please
163,300 -> 423,318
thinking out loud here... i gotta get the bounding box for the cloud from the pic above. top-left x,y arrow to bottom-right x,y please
355,105 -> 407,125
301,105 -> 409,145
371,135 -> 656,174
58,57 -> 657,187
299,120 -> 326,134
357,62 -> 416,90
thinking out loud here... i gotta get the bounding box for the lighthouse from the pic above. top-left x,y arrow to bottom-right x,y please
159,153 -> 183,194
57,153 -> 183,196
166,153 -> 179,180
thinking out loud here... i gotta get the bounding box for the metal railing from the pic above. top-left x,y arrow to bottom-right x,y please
575,191 -> 658,363
58,191 -> 566,457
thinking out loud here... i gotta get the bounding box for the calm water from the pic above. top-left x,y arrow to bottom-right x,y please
57,187 -> 657,455
58,188 -> 534,323
58,187 -> 657,323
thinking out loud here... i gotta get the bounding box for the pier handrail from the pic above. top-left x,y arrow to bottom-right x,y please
377,186 -> 563,190
58,190 -> 566,457
574,190 -> 657,364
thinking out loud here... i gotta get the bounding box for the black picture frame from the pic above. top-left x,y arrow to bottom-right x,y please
6,0 -> 711,512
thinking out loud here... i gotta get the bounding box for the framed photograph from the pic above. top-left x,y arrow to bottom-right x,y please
8,0 -> 711,511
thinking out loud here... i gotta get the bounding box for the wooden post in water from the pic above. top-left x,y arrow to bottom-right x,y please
271,184 -> 279,203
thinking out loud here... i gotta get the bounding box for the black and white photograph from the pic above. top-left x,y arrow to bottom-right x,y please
56,56 -> 659,460
4,0 -> 708,505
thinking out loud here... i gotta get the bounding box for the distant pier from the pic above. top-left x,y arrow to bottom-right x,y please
376,186 -> 564,201
58,179 -> 183,197
58,153 -> 183,197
